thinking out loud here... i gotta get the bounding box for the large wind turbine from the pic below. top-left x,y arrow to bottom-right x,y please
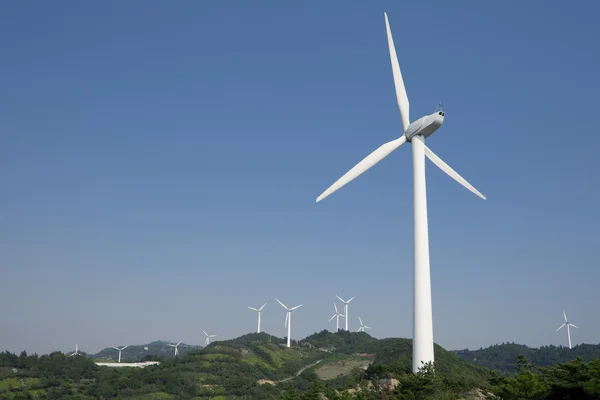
336,296 -> 354,331
316,13 -> 486,373
556,310 -> 579,349
275,298 -> 302,348
203,330 -> 217,345
69,344 -> 80,357
357,317 -> 372,332
328,302 -> 345,332
167,341 -> 182,356
111,345 -> 129,363
248,303 -> 267,333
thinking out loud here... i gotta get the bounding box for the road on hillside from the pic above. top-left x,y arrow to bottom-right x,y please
277,359 -> 323,383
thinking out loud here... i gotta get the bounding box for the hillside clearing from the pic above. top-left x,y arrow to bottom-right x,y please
315,356 -> 372,380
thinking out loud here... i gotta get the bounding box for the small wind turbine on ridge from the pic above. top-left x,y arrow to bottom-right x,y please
69,344 -> 80,357
556,310 -> 579,349
167,341 -> 182,356
248,303 -> 267,333
316,12 -> 486,373
328,302 -> 345,332
336,296 -> 354,331
357,317 -> 372,332
111,345 -> 129,363
203,330 -> 217,345
275,298 -> 302,348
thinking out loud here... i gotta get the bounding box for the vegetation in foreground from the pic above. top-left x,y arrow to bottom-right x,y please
1,331 -> 599,399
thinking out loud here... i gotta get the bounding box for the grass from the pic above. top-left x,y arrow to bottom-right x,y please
314,356 -> 373,380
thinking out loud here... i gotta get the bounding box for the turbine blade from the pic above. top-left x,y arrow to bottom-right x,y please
329,314 -> 336,322
334,302 -> 338,313
275,298 -> 288,310
336,295 -> 345,303
570,323 -> 579,329
177,341 -> 182,346
259,303 -> 267,311
112,346 -> 119,350
359,316 -> 363,325
210,335 -> 217,337
290,304 -> 303,311
423,144 -> 486,200
285,312 -> 289,328
122,345 -> 129,350
364,326 -> 372,329
347,297 -> 355,303
202,330 -> 208,337
384,12 -> 410,132
248,307 -> 258,311
563,310 -> 568,322
557,323 -> 566,331
316,136 -> 407,202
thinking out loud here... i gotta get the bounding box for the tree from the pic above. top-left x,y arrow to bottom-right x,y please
491,356 -> 548,400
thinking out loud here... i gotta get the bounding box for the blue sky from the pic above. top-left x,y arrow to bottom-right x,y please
1,1 -> 599,355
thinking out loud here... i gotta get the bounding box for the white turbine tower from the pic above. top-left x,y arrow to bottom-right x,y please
556,310 -> 579,349
316,13 -> 486,373
357,317 -> 372,332
111,345 -> 129,363
248,303 -> 267,333
167,341 -> 182,356
203,330 -> 217,345
336,296 -> 354,331
275,298 -> 302,348
328,302 -> 345,332
69,344 -> 80,357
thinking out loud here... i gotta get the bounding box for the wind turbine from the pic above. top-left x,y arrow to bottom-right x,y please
203,330 -> 217,345
328,302 -> 345,332
69,344 -> 80,357
111,345 -> 129,363
316,13 -> 486,373
167,341 -> 182,356
275,298 -> 302,348
556,310 -> 579,349
336,296 -> 354,331
248,303 -> 267,333
357,317 -> 372,332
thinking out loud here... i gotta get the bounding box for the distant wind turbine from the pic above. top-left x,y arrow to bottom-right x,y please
248,303 -> 267,333
328,302 -> 345,332
336,295 -> 355,331
203,330 -> 217,345
69,344 -> 80,357
357,317 -> 372,332
111,345 -> 129,363
167,341 -> 182,356
275,298 -> 302,348
556,310 -> 579,349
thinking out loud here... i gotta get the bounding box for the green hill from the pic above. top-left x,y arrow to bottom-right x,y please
453,342 -> 600,372
301,330 -> 492,385
0,331 -> 494,399
89,340 -> 203,362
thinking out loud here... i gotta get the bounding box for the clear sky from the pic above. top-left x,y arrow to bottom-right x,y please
1,1 -> 599,355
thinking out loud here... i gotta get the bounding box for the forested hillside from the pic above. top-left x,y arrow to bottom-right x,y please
1,333 -> 600,399
453,342 -> 600,372
90,341 -> 203,362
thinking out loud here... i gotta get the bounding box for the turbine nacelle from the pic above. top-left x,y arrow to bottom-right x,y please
404,111 -> 445,141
